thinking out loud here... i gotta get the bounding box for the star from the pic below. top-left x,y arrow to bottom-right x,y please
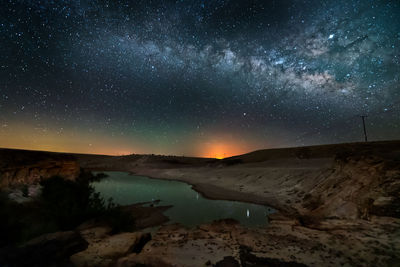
0,0 -> 398,155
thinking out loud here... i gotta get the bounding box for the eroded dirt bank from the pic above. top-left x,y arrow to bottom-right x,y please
76,141 -> 400,266
78,141 -> 400,222
1,141 -> 400,266
0,149 -> 80,188
115,217 -> 400,267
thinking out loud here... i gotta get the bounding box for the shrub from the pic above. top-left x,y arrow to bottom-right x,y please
0,193 -> 58,247
40,173 -> 134,232
40,175 -> 107,230
21,185 -> 29,197
0,171 -> 134,247
0,193 -> 24,247
103,206 -> 135,234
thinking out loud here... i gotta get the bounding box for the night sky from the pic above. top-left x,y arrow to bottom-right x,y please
1,0 -> 399,157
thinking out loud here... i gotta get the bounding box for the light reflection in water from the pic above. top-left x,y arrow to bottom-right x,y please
92,172 -> 275,227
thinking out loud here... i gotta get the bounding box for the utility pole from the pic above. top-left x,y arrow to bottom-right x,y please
360,115 -> 368,142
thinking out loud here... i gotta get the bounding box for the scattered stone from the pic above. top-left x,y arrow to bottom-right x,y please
373,196 -> 393,206
0,231 -> 88,266
215,256 -> 240,267
70,232 -> 151,267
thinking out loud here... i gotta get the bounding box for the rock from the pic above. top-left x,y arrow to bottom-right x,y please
0,149 -> 81,188
7,184 -> 42,203
0,160 -> 80,188
239,245 -> 309,267
373,196 -> 393,206
0,231 -> 88,266
70,232 -> 151,267
215,256 -> 240,267
115,221 -> 238,267
79,226 -> 113,242
115,254 -> 173,267
370,195 -> 400,218
328,201 -> 359,220
121,203 -> 172,230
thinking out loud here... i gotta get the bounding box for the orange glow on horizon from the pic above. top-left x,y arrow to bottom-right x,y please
197,140 -> 252,159
0,122 -> 260,158
0,123 -> 137,156
0,144 -> 134,156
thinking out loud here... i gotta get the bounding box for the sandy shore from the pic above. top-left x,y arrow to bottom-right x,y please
75,141 -> 400,266
128,158 -> 331,217
115,217 -> 400,267
2,141 -> 399,266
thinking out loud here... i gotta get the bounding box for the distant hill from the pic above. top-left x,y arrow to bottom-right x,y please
224,140 -> 400,163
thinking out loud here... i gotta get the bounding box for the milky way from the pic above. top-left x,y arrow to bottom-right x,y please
1,0 -> 399,156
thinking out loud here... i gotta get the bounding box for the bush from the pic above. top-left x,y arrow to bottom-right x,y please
94,172 -> 109,181
0,193 -> 58,247
21,185 -> 29,197
40,173 -> 134,232
103,206 -> 135,234
40,175 -> 108,230
0,193 -> 24,247
0,172 -> 134,247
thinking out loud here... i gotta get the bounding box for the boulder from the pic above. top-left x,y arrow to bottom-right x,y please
0,231 -> 88,266
0,159 -> 80,188
115,254 -> 173,267
70,232 -> 151,267
373,196 -> 394,206
215,256 -> 240,267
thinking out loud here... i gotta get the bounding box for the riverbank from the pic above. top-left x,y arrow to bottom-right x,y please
115,216 -> 400,267
1,141 -> 400,266
77,141 -> 400,265
76,141 -> 400,220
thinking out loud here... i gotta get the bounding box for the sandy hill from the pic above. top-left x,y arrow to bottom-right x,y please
226,140 -> 400,163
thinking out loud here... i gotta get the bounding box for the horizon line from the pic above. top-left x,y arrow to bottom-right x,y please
1,139 -> 399,158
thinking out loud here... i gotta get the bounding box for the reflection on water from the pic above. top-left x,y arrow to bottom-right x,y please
92,172 -> 274,227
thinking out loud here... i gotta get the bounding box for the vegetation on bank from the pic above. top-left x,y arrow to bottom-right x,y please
0,171 -> 132,247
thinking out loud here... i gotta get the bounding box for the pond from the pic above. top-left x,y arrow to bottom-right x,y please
92,172 -> 274,227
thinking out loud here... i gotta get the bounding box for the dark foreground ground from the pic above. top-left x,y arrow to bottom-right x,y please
0,141 -> 399,266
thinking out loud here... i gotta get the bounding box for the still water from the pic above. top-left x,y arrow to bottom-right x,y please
92,172 -> 274,227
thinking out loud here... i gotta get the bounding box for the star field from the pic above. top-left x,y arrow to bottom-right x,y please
1,0 -> 399,156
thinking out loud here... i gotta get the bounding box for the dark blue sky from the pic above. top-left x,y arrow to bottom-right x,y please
1,0 -> 399,156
